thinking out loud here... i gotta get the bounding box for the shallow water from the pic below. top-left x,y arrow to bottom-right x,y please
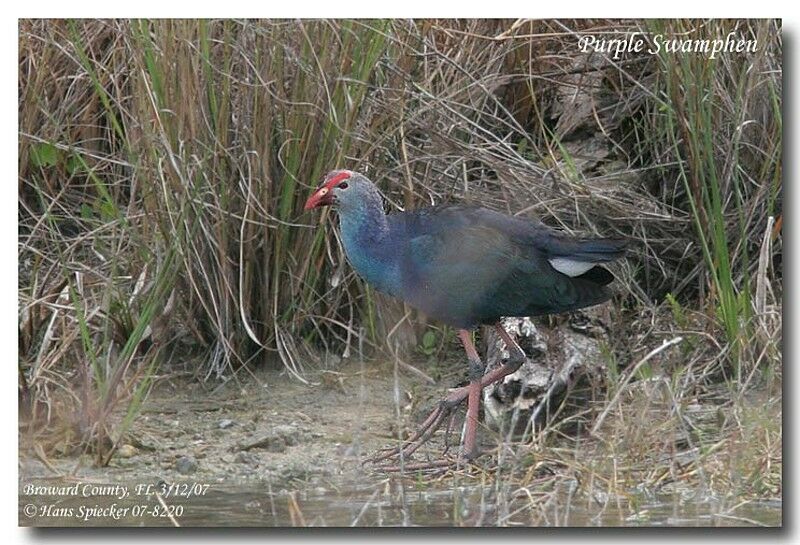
18,364 -> 782,528
19,475 -> 781,527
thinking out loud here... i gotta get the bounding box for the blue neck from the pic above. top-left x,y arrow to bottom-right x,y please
338,199 -> 399,295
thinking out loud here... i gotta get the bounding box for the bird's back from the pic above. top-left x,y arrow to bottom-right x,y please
388,205 -> 627,328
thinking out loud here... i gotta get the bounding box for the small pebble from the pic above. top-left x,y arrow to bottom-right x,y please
234,451 -> 259,464
267,439 -> 287,453
218,419 -> 235,429
175,455 -> 198,475
116,444 -> 138,458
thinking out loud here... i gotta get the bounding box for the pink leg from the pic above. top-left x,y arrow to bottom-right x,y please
458,329 -> 483,460
369,323 -> 528,470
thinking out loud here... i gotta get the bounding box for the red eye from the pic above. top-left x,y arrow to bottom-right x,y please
338,182 -> 349,189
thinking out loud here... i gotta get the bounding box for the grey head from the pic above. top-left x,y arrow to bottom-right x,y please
303,170 -> 383,215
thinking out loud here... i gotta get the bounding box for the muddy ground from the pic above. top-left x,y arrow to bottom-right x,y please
20,356 -> 466,485
18,354 -> 783,527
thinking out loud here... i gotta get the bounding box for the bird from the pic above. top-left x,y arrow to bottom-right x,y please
305,169 -> 627,469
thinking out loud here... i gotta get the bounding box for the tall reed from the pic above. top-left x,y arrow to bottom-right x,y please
19,19 -> 781,459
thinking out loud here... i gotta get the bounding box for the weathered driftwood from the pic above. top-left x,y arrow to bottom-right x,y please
482,304 -> 612,434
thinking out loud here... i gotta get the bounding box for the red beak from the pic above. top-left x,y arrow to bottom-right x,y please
305,170 -> 352,210
304,189 -> 334,210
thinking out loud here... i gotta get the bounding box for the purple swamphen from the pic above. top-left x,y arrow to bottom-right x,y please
305,170 -> 627,468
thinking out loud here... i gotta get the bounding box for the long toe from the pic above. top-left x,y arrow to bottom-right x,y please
367,389 -> 470,466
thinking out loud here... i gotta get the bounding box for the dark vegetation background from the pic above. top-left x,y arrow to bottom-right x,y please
19,19 -> 781,483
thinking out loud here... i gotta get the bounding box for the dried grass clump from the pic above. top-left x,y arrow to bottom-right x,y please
19,19 -> 780,463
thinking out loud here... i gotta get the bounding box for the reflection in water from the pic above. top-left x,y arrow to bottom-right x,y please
19,476 -> 781,527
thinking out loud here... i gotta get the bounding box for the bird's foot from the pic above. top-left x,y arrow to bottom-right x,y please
376,456 -> 457,474
367,387 -> 470,466
375,451 -> 483,474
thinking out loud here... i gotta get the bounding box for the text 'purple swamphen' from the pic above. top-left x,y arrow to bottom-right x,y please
305,170 -> 628,470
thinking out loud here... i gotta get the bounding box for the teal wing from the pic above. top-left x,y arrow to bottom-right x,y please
403,224 -> 553,323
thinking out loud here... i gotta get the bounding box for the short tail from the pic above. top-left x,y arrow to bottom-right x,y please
555,237 -> 629,262
545,237 -> 629,279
